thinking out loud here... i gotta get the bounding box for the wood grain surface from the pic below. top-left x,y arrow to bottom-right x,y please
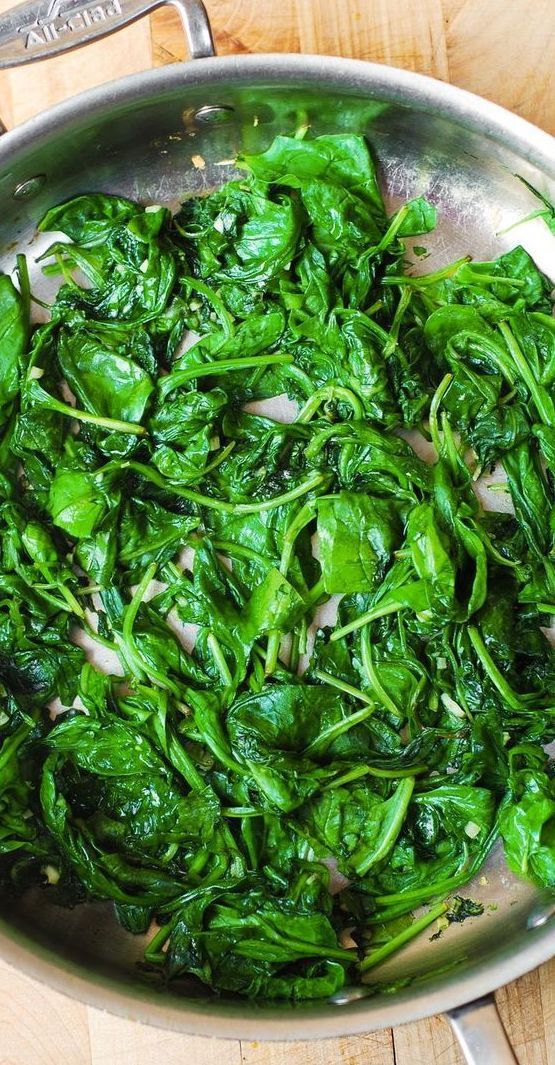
0,1 -> 554,1063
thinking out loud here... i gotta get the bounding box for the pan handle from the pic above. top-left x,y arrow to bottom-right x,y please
446,993 -> 519,1065
0,0 -> 214,68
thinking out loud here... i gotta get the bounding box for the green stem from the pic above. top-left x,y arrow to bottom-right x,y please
159,354 -> 293,398
428,373 -> 453,458
264,632 -> 283,677
382,287 -> 412,357
304,703 -> 376,758
144,918 -> 175,963
280,501 -> 318,575
39,566 -> 84,619
352,778 -> 415,876
123,462 -> 328,516
359,901 -> 448,974
462,271 -> 526,287
498,320 -> 555,426
373,828 -> 498,907
122,563 -> 157,649
365,902 -> 423,925
211,540 -> 274,570
207,632 -> 233,687
296,385 -> 364,424
260,926 -> 354,963
282,363 -> 314,395
28,381 -> 147,436
289,629 -> 300,673
21,584 -> 75,616
304,424 -> 345,461
313,668 -> 374,706
167,734 -> 206,792
467,625 -> 525,710
182,275 -> 234,337
265,501 -> 318,676
82,619 -> 120,652
324,765 -> 424,790
382,256 -> 471,288
121,530 -> 191,565
303,576 -> 327,609
56,583 -> 85,617
331,595 -> 413,641
360,629 -> 402,718
120,564 -> 181,696
221,806 -> 262,817
189,441 -> 236,483
473,524 -> 519,569
375,205 -> 412,252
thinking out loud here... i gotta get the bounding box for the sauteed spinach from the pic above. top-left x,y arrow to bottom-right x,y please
0,133 -> 554,1001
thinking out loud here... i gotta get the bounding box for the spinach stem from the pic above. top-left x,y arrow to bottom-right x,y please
353,777 -> 415,876
360,629 -> 402,718
382,287 -> 412,356
467,625 -> 525,710
313,668 -> 374,706
303,576 -> 326,608
212,540 -> 273,570
289,629 -> 301,673
360,900 -> 448,973
144,918 -> 175,963
296,386 -> 364,424
119,564 -> 181,696
22,584 -> 76,616
331,597 -> 407,641
38,565 -> 84,619
159,353 -> 293,398
498,320 -> 555,426
167,734 -> 207,792
280,501 -> 317,574
188,441 -> 236,483
428,373 -> 453,458
207,632 -> 233,687
182,275 -> 234,337
324,765 -> 423,789
265,500 -> 318,676
382,256 -> 471,287
28,382 -> 147,436
304,703 -> 376,757
123,462 -> 327,515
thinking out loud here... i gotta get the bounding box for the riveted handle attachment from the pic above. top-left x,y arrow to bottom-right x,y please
0,0 -> 214,68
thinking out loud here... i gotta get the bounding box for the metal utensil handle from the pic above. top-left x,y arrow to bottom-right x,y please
447,994 -> 519,1065
0,0 -> 214,68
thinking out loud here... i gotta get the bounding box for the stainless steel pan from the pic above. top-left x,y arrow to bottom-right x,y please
0,2 -> 554,1060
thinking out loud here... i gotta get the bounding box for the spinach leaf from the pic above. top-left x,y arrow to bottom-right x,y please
317,491 -> 402,594
0,273 -> 29,420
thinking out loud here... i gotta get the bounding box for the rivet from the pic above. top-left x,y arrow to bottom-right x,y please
193,105 -> 235,125
527,901 -> 555,929
13,175 -> 46,201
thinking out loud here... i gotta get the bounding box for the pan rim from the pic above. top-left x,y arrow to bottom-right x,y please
0,908 -> 554,1038
0,53 -> 554,175
0,50 -> 554,1037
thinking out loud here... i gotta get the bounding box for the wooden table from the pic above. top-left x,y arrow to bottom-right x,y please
0,1 -> 554,1062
